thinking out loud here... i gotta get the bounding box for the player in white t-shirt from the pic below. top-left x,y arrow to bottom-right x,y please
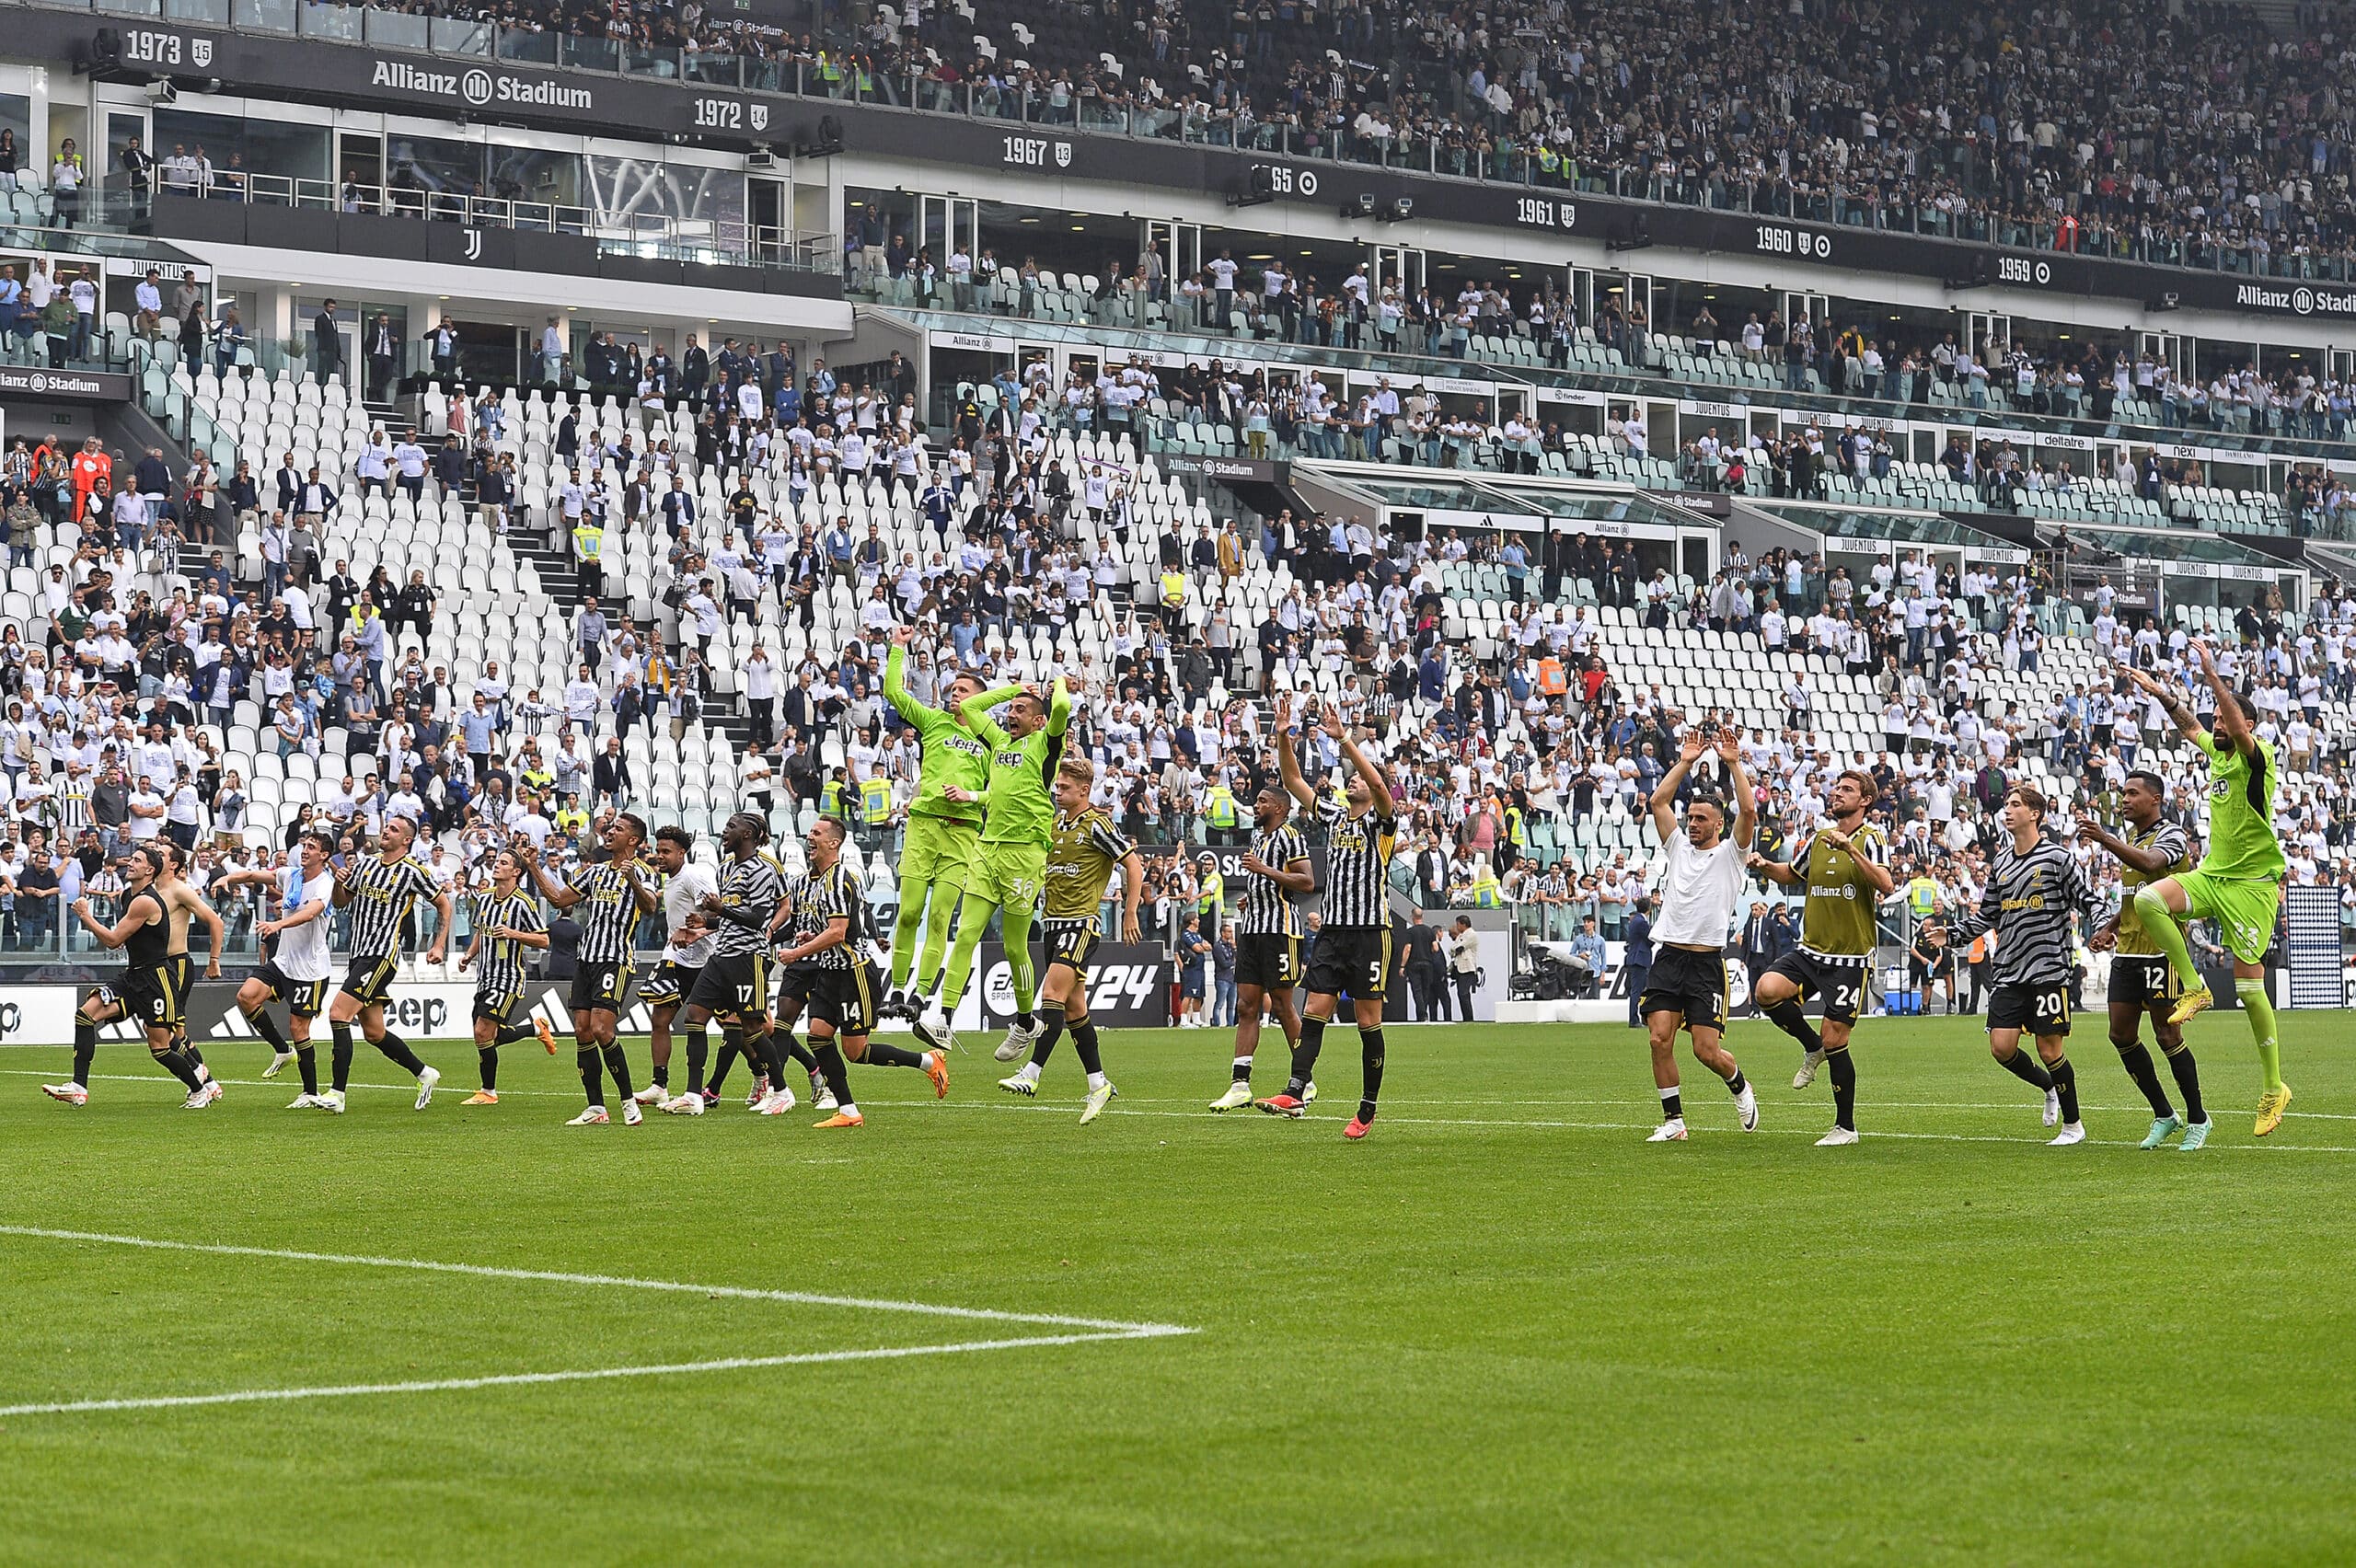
1638,727 -> 1759,1142
641,824 -> 722,1113
219,833 -> 340,1104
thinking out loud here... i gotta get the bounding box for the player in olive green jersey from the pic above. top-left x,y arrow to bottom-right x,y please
2077,771 -> 2212,1150
999,755 -> 1143,1123
916,676 -> 1070,1059
1746,767 -> 1893,1145
881,628 -> 993,1020
2118,644 -> 2292,1135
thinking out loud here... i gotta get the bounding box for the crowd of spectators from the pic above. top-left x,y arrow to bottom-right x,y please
327,0 -> 2356,282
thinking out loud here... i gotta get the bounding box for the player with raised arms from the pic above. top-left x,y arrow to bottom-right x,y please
2077,773 -> 2211,1149
881,625 -> 995,1021
456,849 -> 556,1106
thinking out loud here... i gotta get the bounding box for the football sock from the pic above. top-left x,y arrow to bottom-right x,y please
295,1045 -> 318,1096
1287,1015 -> 1326,1096
2134,885 -> 2200,989
2163,1039 -> 2206,1123
577,1045 -> 605,1107
2049,1054 -> 2081,1123
154,1047 -> 205,1092
1997,1047 -> 2054,1092
478,1045 -> 499,1091
1071,1020 -> 1103,1077
749,1028 -> 787,1089
2235,978 -> 2281,1093
1029,1004 -> 1067,1067
182,1041 -> 209,1078
1658,1084 -> 1683,1122
940,892 -> 990,1009
375,1030 -> 426,1075
1763,998 -> 1822,1053
708,1023 -> 744,1093
2113,1037 -> 2175,1119
72,1015 -> 97,1088
1231,1054 -> 1254,1085
1357,1026 -> 1384,1124
864,1040 -> 928,1070
812,1038 -> 855,1112
1722,1066 -> 1748,1096
600,1042 -> 634,1101
1827,1044 -> 1856,1131
1001,906 -> 1037,1013
495,1022 -> 537,1048
330,1021 -> 355,1092
891,887 -> 927,993
773,1031 -> 818,1071
246,1007 -> 290,1053
686,1024 -> 710,1095
651,1055 -> 669,1090
1016,1009 -> 1036,1032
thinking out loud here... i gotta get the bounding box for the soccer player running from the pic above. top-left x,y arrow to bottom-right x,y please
46,845 -> 217,1108
324,814 -> 451,1113
218,833 -> 344,1107
783,816 -> 950,1128
1636,727 -> 1759,1143
882,626 -> 993,1020
151,842 -> 228,1093
1946,783 -> 2095,1146
640,825 -> 722,1113
1000,755 -> 1143,1124
1255,697 -> 1398,1140
2116,643 -> 2292,1135
681,812 -> 800,1116
2076,773 -> 2212,1149
519,814 -> 660,1127
918,675 -> 1070,1061
456,849 -> 555,1105
1745,767 -> 1892,1145
1210,781 -> 1316,1113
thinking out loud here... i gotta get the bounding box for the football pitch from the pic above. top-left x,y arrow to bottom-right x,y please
5,1013 -> 2355,1566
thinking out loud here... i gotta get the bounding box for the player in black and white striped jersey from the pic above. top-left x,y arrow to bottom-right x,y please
1258,695 -> 1397,1140
1211,784 -> 1316,1113
456,850 -> 555,1105
1946,782 -> 2098,1146
324,814 -> 451,1114
520,813 -> 660,1127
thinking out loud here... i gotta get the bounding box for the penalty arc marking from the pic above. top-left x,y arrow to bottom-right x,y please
0,1225 -> 1195,1419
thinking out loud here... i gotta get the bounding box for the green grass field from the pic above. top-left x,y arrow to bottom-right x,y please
4,1012 -> 2355,1566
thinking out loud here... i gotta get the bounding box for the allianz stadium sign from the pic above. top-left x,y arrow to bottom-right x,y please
371,59 -> 594,111
2234,283 -> 2356,318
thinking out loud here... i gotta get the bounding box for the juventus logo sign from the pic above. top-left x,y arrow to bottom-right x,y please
463,229 -> 483,260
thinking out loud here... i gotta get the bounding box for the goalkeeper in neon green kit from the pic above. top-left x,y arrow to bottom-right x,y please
914,674 -> 1069,1061
2117,640 -> 2292,1136
881,627 -> 994,1021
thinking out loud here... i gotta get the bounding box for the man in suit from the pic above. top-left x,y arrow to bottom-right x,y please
1415,836 -> 1449,910
365,313 -> 398,402
680,333 -> 709,400
1738,898 -> 1793,1018
312,299 -> 342,382
659,477 -> 698,541
1623,895 -> 1654,1029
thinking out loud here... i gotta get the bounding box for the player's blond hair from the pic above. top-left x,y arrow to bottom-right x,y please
1057,755 -> 1096,787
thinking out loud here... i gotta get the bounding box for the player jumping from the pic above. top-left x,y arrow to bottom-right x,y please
999,755 -> 1142,1124
918,675 -> 1069,1061
2117,643 -> 2292,1135
882,627 -> 994,1020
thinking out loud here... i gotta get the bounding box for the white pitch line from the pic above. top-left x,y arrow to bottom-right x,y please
0,1225 -> 1192,1334
10,1067 -> 2352,1148
0,1332 -> 1172,1420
